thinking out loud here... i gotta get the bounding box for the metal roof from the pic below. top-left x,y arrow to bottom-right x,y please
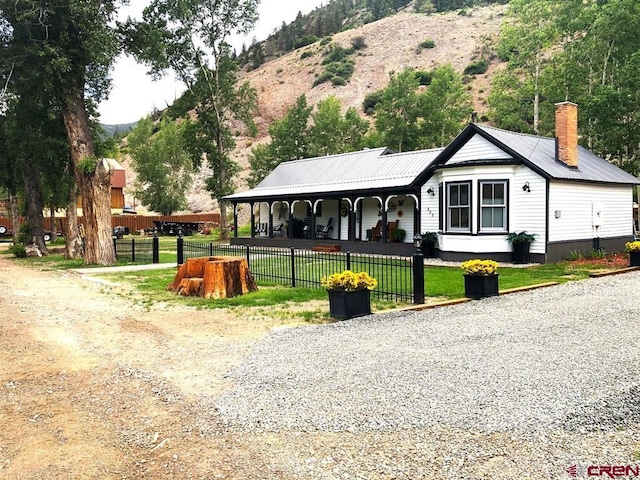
226,147 -> 444,201
474,124 -> 640,185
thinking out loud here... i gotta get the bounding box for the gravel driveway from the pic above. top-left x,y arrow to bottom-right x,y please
216,271 -> 640,476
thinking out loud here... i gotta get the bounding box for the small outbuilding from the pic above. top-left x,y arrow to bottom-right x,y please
226,102 -> 640,263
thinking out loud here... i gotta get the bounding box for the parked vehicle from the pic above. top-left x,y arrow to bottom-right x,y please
112,226 -> 129,239
152,220 -> 199,236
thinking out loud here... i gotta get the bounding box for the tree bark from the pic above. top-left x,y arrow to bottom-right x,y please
9,193 -> 19,246
60,80 -> 116,265
21,161 -> 48,254
65,182 -> 84,259
168,256 -> 258,299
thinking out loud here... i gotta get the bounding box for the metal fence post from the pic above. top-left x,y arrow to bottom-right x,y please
152,235 -> 159,264
246,244 -> 250,269
131,238 -> 136,263
346,251 -> 351,271
177,236 -> 184,266
209,242 -> 214,257
290,247 -> 296,287
413,250 -> 425,304
113,237 -> 117,259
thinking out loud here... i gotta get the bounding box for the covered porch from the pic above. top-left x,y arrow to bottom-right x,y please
228,192 -> 420,256
224,147 -> 443,256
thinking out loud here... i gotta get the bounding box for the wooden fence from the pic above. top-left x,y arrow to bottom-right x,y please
0,213 -> 221,235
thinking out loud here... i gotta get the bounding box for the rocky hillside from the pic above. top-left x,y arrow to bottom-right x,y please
122,4 -> 506,215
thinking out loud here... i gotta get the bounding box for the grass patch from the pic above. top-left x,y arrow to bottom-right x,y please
425,262 -> 610,299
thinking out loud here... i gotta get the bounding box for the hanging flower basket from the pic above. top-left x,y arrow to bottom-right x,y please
321,270 -> 377,320
461,260 -> 499,300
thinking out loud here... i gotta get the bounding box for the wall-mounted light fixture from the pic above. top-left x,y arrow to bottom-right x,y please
426,187 -> 435,196
522,181 -> 531,192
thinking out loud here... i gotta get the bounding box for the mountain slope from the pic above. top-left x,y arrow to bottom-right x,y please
122,4 -> 507,215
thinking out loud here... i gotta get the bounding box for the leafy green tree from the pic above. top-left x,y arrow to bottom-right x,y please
420,64 -> 472,148
124,0 -> 259,240
373,69 -> 422,152
0,0 -> 121,264
491,0 -> 560,134
308,96 -> 369,156
127,118 -> 194,215
490,0 -> 640,175
247,95 -> 311,188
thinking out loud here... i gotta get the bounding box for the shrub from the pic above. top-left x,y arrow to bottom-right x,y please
320,36 -> 333,46
461,259 -> 498,276
10,244 -> 27,258
363,89 -> 384,114
420,38 -> 435,49
415,70 -> 432,86
322,45 -> 353,65
463,59 -> 489,75
331,76 -> 347,86
300,50 -> 314,60
351,36 -> 367,50
294,34 -> 319,50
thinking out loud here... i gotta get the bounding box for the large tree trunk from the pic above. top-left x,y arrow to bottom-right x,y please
60,81 -> 115,265
21,161 -> 48,254
9,193 -> 19,246
65,182 -> 84,259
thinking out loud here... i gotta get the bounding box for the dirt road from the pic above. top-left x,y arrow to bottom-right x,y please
0,254 -> 323,479
3,251 -> 639,480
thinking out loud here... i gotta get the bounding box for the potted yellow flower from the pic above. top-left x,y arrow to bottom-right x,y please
625,241 -> 640,267
321,270 -> 377,320
461,259 -> 499,299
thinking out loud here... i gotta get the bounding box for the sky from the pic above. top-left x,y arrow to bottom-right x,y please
98,0 -> 326,125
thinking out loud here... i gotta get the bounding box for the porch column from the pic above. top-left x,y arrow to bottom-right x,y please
250,202 -> 256,238
413,192 -> 421,237
233,203 -> 238,238
381,197 -> 388,244
288,204 -> 294,238
268,202 -> 274,238
311,201 -> 317,240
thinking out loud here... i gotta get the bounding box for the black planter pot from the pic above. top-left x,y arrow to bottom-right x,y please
328,289 -> 371,320
421,242 -> 437,258
464,274 -> 499,300
630,251 -> 640,267
512,242 -> 531,264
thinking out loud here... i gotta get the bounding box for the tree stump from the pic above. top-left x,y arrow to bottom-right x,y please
168,256 -> 258,299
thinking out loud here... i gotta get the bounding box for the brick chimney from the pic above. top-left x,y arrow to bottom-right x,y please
555,101 -> 578,169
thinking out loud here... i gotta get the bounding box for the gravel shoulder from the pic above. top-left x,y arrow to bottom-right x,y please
1,251 -> 640,479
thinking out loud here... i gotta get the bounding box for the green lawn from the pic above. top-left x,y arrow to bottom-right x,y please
4,241 -> 630,309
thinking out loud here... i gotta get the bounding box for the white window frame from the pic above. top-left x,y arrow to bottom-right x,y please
479,180 -> 508,232
446,182 -> 471,232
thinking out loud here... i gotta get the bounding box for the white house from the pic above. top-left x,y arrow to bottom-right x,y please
226,102 -> 639,263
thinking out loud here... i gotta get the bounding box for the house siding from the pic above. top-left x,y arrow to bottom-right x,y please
434,164 -> 547,255
421,180 -> 440,234
447,134 -> 513,165
548,182 -> 633,242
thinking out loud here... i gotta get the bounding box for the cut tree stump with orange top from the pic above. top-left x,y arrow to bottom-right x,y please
168,256 -> 258,299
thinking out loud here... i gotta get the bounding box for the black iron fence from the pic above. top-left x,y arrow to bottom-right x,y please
181,240 -> 416,303
114,237 -> 159,264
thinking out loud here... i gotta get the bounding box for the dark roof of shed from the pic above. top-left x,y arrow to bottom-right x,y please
448,124 -> 640,185
225,147 -> 444,201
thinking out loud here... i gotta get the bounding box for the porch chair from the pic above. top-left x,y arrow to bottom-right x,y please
302,217 -> 313,239
316,217 -> 334,239
273,223 -> 284,237
369,220 -> 382,242
254,222 -> 268,236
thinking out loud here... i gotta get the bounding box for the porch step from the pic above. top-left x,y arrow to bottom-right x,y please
312,244 -> 342,253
